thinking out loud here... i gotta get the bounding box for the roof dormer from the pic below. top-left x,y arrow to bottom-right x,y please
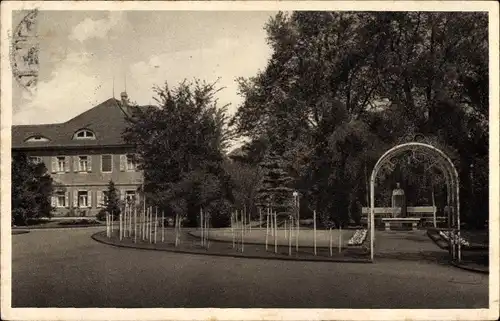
25,135 -> 50,143
73,129 -> 96,140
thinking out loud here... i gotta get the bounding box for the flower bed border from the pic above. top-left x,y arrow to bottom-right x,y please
347,229 -> 368,246
92,231 -> 372,264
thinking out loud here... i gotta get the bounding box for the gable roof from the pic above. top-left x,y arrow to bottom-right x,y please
12,98 -> 153,150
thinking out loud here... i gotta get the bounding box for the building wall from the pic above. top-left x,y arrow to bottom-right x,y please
23,147 -> 143,217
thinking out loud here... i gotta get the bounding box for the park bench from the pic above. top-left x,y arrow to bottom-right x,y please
381,217 -> 421,231
405,206 -> 445,227
361,206 -> 446,229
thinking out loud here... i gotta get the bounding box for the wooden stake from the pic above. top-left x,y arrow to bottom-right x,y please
123,205 -> 127,238
274,211 -> 278,254
144,205 -> 147,241
147,207 -> 150,241
285,220 -> 287,240
154,207 -> 158,244
141,207 -> 146,241
296,211 -> 299,253
248,205 -> 252,232
149,207 -> 153,243
259,208 -> 262,230
270,210 -> 274,236
432,186 -> 436,228
207,215 -> 210,249
204,210 -> 207,247
241,210 -> 245,252
119,212 -> 123,241
201,208 -> 204,247
124,204 -> 127,238
338,225 -> 342,253
122,211 -> 124,240
265,210 -> 269,251
161,211 -> 165,243
177,213 -> 180,246
313,210 -> 317,256
127,204 -> 130,237
130,204 -> 133,238
175,213 -> 179,247
288,218 -> 292,256
142,198 -> 146,240
178,214 -> 182,246
134,206 -> 137,243
127,204 -> 130,238
231,211 -> 235,249
243,207 -> 246,234
144,207 -> 147,241
329,227 -> 333,257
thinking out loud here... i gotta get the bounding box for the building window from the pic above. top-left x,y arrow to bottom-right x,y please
78,191 -> 89,208
73,129 -> 96,140
126,154 -> 136,171
29,156 -> 42,164
120,154 -> 137,171
73,155 -> 92,173
97,191 -> 108,208
56,191 -> 66,207
52,156 -> 69,173
79,156 -> 88,172
125,190 -> 136,203
25,135 -> 50,142
57,156 -> 66,172
101,155 -> 112,172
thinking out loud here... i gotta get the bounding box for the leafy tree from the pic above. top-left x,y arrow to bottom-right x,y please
12,153 -> 54,225
225,157 -> 262,220
232,11 -> 488,227
123,79 -> 233,226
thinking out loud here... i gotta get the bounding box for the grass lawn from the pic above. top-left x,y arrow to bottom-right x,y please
189,227 -> 357,248
94,227 -> 370,262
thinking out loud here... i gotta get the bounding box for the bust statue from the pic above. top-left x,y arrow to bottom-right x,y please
392,182 -> 406,217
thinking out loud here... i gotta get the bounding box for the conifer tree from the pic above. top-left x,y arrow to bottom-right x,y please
103,180 -> 121,220
256,150 -> 295,214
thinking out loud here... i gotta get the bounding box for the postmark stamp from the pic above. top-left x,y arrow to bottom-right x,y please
10,9 -> 39,96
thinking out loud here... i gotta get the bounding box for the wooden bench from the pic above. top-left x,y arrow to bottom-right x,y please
362,206 -> 445,228
381,217 -> 421,231
361,207 -> 400,226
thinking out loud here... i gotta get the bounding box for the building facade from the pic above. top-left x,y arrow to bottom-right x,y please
12,93 -> 145,217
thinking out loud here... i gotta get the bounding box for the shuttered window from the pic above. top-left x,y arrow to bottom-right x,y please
101,155 -> 112,172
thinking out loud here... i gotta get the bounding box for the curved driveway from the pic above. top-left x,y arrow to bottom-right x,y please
12,228 -> 488,308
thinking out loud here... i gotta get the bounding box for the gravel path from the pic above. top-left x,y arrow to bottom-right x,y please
11,227 -> 488,308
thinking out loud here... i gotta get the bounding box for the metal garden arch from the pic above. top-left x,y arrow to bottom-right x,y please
368,142 -> 461,262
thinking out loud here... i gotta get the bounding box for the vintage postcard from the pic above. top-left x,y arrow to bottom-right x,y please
1,1 -> 499,320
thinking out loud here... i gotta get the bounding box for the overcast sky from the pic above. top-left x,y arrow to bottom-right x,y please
12,10 -> 275,129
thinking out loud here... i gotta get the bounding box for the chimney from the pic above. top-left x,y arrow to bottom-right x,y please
120,91 -> 128,106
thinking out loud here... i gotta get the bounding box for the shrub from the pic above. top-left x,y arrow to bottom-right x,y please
96,209 -> 107,221
57,219 -> 100,226
96,209 -> 117,221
